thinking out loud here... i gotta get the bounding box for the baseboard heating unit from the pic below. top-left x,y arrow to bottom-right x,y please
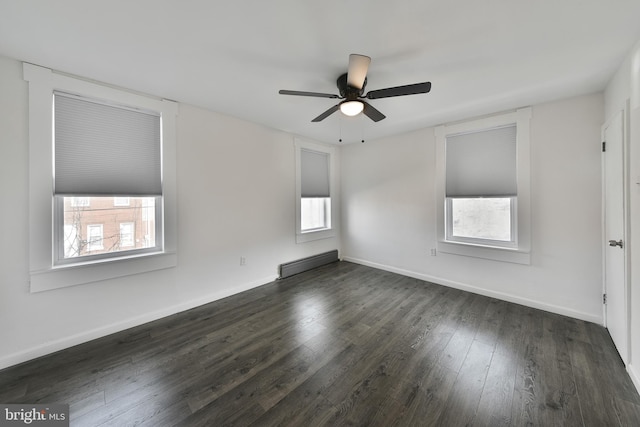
278,250 -> 339,279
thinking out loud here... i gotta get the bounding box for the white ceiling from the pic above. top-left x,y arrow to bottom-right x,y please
2,1 -> 640,144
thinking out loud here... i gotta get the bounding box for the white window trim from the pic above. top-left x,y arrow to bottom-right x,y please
435,107 -> 531,264
24,63 -> 178,292
295,138 -> 337,243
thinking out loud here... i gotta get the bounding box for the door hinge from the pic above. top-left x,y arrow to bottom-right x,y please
602,141 -> 606,152
603,293 -> 607,304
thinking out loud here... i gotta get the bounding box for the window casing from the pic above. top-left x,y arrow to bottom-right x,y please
435,108 -> 531,264
295,139 -> 336,243
24,63 -> 177,292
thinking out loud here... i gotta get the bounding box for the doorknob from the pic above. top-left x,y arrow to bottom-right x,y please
609,239 -> 623,248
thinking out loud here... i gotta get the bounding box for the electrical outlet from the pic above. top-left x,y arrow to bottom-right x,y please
240,256 -> 246,266
430,248 -> 437,256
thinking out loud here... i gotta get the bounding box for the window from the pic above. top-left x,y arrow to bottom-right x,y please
445,124 -> 517,248
86,224 -> 104,251
300,148 -> 331,232
24,63 -> 177,292
63,225 -> 79,258
52,92 -> 163,265
119,222 -> 135,248
70,197 -> 90,207
114,197 -> 130,206
435,108 -> 531,264
295,139 -> 336,243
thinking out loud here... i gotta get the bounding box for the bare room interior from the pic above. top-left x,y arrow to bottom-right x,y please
2,1 -> 640,425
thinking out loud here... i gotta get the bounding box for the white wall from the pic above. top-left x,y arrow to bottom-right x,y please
605,38 -> 640,393
0,55 -> 340,369
341,93 -> 604,323
0,48 -> 616,371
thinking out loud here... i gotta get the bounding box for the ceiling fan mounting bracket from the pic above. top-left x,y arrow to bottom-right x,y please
337,73 -> 365,100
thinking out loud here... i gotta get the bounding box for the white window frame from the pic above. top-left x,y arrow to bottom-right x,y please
435,107 -> 531,264
295,138 -> 337,243
24,63 -> 178,292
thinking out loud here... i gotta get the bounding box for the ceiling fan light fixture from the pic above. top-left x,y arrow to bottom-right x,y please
340,100 -> 364,116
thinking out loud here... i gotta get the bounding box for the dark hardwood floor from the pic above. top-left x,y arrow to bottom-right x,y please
1,261 -> 640,426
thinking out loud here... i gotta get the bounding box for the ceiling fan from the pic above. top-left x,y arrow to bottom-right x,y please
279,54 -> 431,122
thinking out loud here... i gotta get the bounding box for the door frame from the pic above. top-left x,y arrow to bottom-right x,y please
601,106 -> 631,363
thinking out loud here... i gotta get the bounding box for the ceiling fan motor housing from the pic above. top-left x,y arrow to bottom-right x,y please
337,73 -> 365,100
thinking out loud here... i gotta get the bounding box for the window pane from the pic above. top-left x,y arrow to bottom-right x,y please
450,197 -> 512,241
62,197 -> 156,258
301,197 -> 330,231
63,224 -> 79,257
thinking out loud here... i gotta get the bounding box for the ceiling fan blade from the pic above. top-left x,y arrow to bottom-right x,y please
362,102 -> 386,122
311,104 -> 340,122
365,82 -> 431,99
279,89 -> 339,99
347,54 -> 371,90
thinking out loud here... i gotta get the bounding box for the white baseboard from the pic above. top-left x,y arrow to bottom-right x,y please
0,274 -> 277,371
342,256 -> 602,324
2,256 -> 607,370
628,364 -> 640,395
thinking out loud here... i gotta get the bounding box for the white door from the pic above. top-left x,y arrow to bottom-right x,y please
603,110 -> 628,364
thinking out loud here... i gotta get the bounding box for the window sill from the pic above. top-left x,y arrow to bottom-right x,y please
437,240 -> 530,265
30,252 -> 177,293
296,228 -> 335,243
